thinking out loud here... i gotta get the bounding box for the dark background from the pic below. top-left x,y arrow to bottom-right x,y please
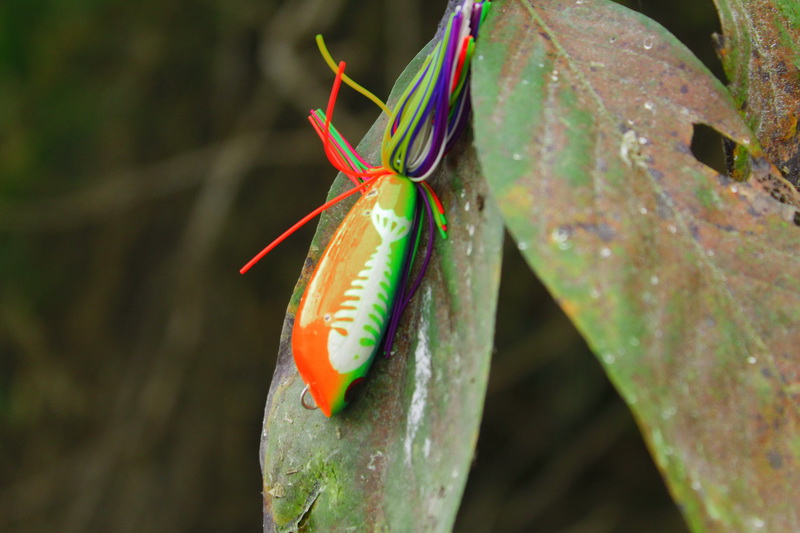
0,0 -> 725,531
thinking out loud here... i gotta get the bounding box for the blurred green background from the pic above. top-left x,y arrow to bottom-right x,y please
0,0 -> 725,531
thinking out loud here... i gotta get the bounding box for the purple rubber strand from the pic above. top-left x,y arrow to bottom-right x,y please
471,3 -> 483,35
392,58 -> 432,134
399,43 -> 444,175
445,80 -> 471,152
382,184 -> 436,357
410,11 -> 461,177
399,183 -> 436,312
381,188 -> 424,357
389,58 -> 434,171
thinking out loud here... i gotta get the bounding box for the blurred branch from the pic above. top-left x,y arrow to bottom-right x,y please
0,130 -> 317,233
385,0 -> 423,88
503,403 -> 630,531
259,0 -> 348,117
488,312 -> 582,393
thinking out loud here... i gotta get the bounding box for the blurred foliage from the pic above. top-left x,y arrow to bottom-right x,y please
0,0 -> 729,531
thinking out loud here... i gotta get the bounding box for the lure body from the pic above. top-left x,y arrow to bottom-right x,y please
241,0 -> 491,416
293,174 -> 417,416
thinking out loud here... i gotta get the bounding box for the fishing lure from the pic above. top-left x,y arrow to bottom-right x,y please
241,0 -> 491,416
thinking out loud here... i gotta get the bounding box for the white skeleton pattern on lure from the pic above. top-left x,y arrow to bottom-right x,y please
327,204 -> 412,373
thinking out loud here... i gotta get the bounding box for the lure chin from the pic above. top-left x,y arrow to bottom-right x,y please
299,378 -> 366,417
292,175 -> 417,416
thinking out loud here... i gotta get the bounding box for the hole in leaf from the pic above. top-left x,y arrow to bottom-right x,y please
690,123 -> 728,175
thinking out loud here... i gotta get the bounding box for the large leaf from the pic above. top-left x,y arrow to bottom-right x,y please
259,47 -> 505,531
472,0 -> 800,531
713,0 -> 800,187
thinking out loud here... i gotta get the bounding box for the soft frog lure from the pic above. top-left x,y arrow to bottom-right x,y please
241,0 -> 491,416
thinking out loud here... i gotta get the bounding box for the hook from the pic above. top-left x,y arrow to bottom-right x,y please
300,385 -> 318,410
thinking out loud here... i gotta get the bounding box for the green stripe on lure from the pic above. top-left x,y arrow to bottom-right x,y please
241,0 -> 491,416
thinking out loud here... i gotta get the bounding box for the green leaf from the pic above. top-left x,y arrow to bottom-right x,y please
260,46 -> 505,531
472,0 -> 800,531
713,0 -> 800,187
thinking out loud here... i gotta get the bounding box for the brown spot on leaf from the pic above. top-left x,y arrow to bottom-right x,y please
767,450 -> 784,470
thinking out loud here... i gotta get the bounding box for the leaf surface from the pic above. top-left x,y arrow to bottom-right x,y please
472,0 -> 800,530
713,0 -> 800,187
260,46 -> 505,532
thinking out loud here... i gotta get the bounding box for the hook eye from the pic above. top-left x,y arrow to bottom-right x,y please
300,385 -> 318,410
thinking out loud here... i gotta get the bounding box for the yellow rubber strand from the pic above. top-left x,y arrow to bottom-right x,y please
316,35 -> 391,117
